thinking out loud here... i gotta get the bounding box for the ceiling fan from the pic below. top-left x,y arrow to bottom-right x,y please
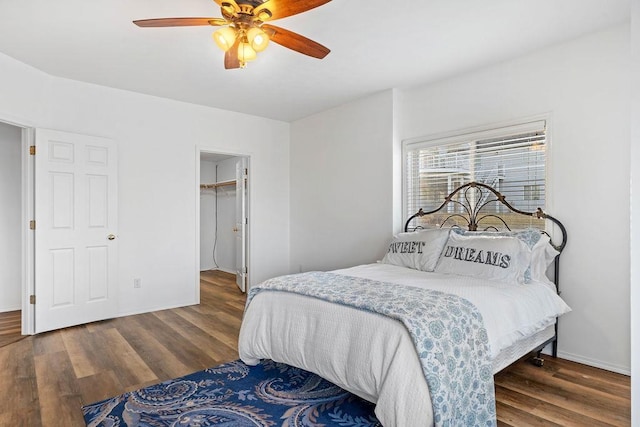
133,0 -> 331,69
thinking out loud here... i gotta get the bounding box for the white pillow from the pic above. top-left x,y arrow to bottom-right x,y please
381,228 -> 450,272
451,228 -> 562,285
530,234 -> 560,286
435,232 -> 531,284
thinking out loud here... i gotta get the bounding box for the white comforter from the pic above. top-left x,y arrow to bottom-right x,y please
238,263 -> 571,426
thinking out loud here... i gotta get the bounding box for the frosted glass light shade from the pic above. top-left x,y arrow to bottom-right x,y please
213,27 -> 237,52
247,27 -> 269,52
238,42 -> 257,62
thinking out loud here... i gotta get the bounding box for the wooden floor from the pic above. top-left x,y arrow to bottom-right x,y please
0,270 -> 630,426
495,357 -> 630,426
0,309 -> 23,347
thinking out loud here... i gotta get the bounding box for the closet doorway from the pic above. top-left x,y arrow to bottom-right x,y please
199,151 -> 249,293
0,121 -> 24,346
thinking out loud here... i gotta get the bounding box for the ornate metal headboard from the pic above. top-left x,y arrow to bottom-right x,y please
404,181 -> 567,292
404,181 -> 567,252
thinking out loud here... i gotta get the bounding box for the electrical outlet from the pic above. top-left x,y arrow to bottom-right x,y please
134,278 -> 141,288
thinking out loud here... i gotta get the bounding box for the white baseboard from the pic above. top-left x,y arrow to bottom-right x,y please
117,299 -> 198,318
558,350 -> 631,376
0,306 -> 21,313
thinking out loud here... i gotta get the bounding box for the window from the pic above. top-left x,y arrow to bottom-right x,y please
524,184 -> 543,201
403,119 -> 547,229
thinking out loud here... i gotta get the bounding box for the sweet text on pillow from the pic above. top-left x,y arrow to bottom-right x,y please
388,241 -> 427,254
380,228 -> 451,272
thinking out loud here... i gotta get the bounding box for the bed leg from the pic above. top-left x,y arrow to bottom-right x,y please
531,351 -> 545,367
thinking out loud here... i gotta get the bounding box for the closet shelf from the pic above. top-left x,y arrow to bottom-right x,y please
200,180 -> 236,189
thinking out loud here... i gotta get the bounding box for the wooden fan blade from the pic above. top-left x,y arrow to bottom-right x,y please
255,0 -> 331,21
225,39 -> 241,69
262,24 -> 330,59
133,17 -> 226,27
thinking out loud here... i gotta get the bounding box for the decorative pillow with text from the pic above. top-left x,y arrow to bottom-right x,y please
381,228 -> 450,272
435,232 -> 531,284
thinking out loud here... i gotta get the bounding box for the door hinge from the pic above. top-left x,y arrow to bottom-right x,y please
29,220 -> 36,230
30,295 -> 36,305
29,145 -> 36,155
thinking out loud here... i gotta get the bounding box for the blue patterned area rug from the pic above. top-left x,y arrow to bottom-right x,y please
82,359 -> 381,426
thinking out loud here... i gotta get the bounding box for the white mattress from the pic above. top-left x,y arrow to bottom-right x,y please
332,263 -> 570,359
492,324 -> 555,373
238,263 -> 570,427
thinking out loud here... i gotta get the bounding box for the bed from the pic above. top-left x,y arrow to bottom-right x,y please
238,182 -> 570,426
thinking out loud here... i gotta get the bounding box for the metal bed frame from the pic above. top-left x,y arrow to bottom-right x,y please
404,181 -> 567,365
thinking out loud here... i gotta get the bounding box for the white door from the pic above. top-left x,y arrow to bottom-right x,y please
34,129 -> 118,333
235,158 -> 247,292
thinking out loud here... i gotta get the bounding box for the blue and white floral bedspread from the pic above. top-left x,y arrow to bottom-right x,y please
247,271 -> 497,427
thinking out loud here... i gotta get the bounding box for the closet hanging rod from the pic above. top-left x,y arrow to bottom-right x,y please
200,179 -> 236,189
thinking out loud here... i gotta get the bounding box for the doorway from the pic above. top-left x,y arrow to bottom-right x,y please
2,125 -> 118,336
199,151 -> 249,294
0,121 -> 24,344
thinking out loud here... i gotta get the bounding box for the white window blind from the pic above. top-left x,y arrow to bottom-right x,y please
404,120 -> 547,228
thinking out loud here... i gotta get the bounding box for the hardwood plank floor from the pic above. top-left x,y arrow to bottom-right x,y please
0,309 -> 23,347
0,270 -> 630,426
495,357 -> 630,426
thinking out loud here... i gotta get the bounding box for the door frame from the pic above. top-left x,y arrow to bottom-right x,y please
21,127 -> 35,335
195,146 -> 252,301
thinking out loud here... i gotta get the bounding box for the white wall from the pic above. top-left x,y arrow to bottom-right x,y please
630,0 -> 639,422
0,51 -> 290,317
398,25 -> 630,374
0,121 -> 22,312
0,52 -> 50,126
290,90 -> 396,272
200,160 -> 217,271
200,157 -> 238,273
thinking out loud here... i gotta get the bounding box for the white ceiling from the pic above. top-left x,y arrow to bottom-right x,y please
0,0 -> 630,122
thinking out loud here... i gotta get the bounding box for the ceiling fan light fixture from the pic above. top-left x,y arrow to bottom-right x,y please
220,2 -> 239,15
213,27 -> 237,52
238,41 -> 257,63
133,0 -> 332,70
256,9 -> 272,22
247,27 -> 269,52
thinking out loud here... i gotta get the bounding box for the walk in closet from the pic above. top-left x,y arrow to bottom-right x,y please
199,153 -> 248,292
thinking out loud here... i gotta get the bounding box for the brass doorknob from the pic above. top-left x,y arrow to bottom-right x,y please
107,234 -> 116,240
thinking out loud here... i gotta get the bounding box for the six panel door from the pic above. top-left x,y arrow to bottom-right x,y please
34,129 -> 118,333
